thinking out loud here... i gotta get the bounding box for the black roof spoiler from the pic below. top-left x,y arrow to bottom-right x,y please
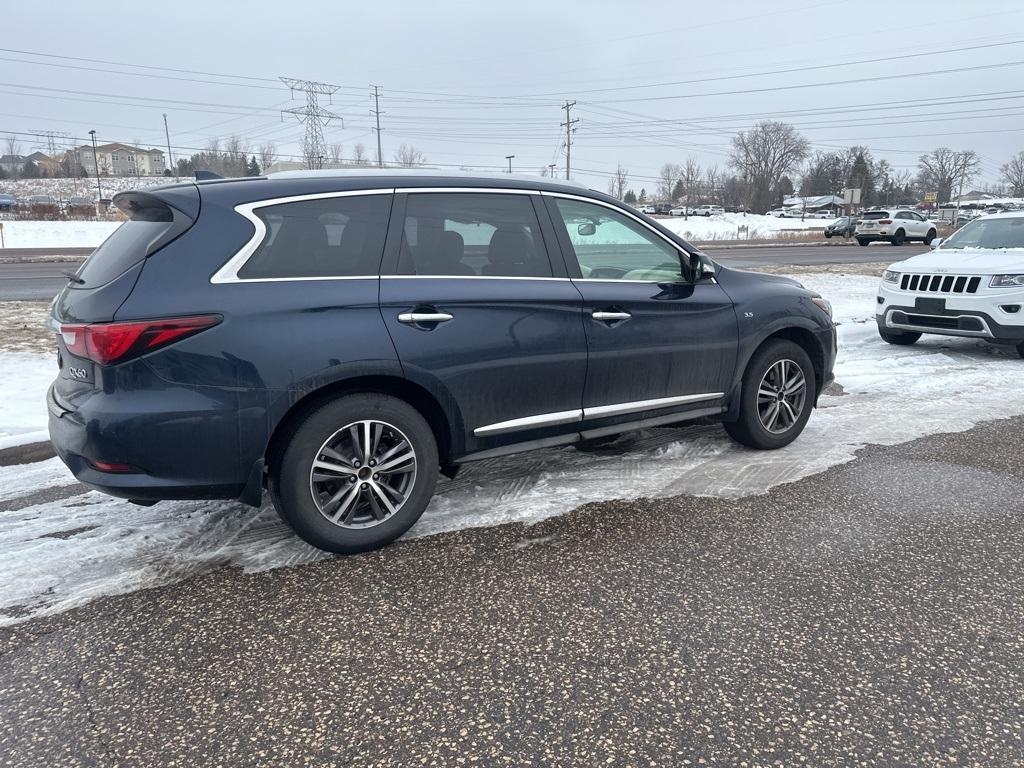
194,170 -> 224,181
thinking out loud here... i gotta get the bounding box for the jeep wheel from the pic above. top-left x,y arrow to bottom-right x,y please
723,339 -> 815,450
878,327 -> 921,345
271,393 -> 438,553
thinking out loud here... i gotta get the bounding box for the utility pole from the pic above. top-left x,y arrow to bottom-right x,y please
560,101 -> 578,181
506,155 -> 515,174
548,163 -> 557,178
88,130 -> 102,207
162,113 -> 173,177
370,85 -> 384,168
280,77 -> 343,170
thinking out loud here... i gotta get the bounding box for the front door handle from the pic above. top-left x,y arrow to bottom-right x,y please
398,311 -> 454,325
591,310 -> 632,322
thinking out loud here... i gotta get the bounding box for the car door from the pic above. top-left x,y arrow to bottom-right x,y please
543,194 -> 737,424
379,190 -> 588,454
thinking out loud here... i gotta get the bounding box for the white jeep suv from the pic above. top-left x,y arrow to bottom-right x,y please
876,212 -> 1024,358
856,209 -> 937,246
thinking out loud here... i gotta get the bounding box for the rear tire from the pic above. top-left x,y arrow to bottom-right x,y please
723,339 -> 816,450
891,229 -> 905,246
271,393 -> 438,554
878,327 -> 921,345
857,238 -> 871,246
1016,341 -> 1024,360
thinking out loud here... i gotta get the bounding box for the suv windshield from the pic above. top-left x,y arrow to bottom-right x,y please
940,216 -> 1024,250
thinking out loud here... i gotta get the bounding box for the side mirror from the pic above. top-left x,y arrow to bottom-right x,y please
577,222 -> 596,236
688,252 -> 712,281
930,237 -> 942,249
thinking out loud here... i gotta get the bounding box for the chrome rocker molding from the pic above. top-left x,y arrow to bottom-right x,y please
472,392 -> 724,437
885,309 -> 994,338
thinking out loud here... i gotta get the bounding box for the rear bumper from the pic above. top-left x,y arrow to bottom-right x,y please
47,382 -> 253,503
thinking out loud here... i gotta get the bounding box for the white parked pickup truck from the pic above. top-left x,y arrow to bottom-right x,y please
876,212 -> 1024,358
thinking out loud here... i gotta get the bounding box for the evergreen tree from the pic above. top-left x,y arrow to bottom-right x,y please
638,188 -> 647,203
247,155 -> 261,176
623,189 -> 637,204
671,179 -> 685,203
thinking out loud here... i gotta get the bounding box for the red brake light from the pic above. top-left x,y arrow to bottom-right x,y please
60,315 -> 221,365
878,219 -> 892,224
86,459 -> 137,473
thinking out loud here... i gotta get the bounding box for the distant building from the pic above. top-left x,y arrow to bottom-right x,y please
0,152 -> 60,176
70,143 -> 166,177
0,154 -> 25,175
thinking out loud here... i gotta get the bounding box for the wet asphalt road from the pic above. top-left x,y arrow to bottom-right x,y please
0,243 -> 924,300
2,415 -> 1023,766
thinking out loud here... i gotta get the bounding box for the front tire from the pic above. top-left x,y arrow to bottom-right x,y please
723,339 -> 816,450
878,327 -> 921,345
271,393 -> 438,553
924,228 -> 937,245
1016,341 -> 1024,360
857,238 -> 871,246
824,232 -> 832,239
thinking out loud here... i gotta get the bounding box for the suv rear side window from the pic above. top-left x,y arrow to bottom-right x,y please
238,194 -> 391,279
398,193 -> 552,278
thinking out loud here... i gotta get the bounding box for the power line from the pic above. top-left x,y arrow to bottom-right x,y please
279,78 -> 343,170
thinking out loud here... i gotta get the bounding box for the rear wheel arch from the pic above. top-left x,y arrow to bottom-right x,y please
265,375 -> 457,478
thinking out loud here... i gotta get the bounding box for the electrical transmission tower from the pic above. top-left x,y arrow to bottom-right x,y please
30,129 -> 70,157
280,78 -> 344,170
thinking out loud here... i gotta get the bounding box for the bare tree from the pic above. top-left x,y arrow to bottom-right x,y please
680,158 -> 702,208
703,165 -> 722,204
917,147 -> 980,204
3,135 -> 21,158
258,142 -> 278,172
729,121 -> 810,213
223,135 -> 250,176
328,142 -> 344,166
352,143 -> 369,166
394,144 -> 427,168
607,163 -> 629,199
657,162 -> 681,202
1001,151 -> 1024,196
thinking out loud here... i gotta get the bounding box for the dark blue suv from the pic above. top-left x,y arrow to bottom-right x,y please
48,171 -> 836,553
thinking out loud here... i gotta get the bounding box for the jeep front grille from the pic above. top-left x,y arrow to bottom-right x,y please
899,274 -> 981,294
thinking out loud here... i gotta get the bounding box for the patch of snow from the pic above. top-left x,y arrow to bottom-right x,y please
4,273 -> 1024,624
0,352 -> 54,449
659,212 -> 827,241
0,221 -> 120,249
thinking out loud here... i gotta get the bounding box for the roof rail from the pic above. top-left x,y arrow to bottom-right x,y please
194,170 -> 224,181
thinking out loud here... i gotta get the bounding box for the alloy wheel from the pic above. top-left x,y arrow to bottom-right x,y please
756,359 -> 807,435
308,420 -> 418,528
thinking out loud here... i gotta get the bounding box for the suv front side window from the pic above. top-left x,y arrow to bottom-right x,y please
552,197 -> 684,282
399,192 -> 552,278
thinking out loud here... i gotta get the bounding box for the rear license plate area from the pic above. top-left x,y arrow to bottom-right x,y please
915,297 -> 946,314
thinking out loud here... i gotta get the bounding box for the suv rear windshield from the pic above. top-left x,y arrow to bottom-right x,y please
860,211 -> 890,220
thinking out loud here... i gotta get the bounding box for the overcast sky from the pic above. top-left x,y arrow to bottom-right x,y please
3,0 -> 1023,190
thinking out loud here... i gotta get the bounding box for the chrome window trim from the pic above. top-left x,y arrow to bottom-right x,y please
473,392 -> 724,437
381,275 -> 570,282
539,190 -> 712,281
210,188 -> 395,284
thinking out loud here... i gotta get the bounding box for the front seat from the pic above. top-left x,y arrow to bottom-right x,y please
482,226 -> 537,277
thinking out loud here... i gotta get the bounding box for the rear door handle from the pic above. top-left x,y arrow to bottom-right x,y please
398,312 -> 454,325
591,310 -> 631,322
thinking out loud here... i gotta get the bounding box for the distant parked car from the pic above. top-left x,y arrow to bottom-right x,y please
767,208 -> 802,218
0,193 -> 16,211
855,209 -> 937,246
27,194 -> 59,216
823,217 -> 856,238
669,206 -> 691,217
804,210 -> 834,219
638,204 -> 656,214
724,205 -> 751,214
66,196 -> 95,215
694,205 -> 724,216
654,202 -> 673,215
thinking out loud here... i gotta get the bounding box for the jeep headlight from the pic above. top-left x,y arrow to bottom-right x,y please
882,270 -> 900,283
990,274 -> 1024,288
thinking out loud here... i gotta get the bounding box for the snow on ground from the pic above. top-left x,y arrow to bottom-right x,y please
659,212 -> 827,241
0,176 -> 188,200
0,220 -> 119,249
0,351 -> 56,450
3,273 -> 1024,624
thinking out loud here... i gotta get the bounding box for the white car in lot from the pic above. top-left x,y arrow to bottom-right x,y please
638,204 -> 656,214
669,206 -> 693,216
693,204 -> 724,216
767,207 -> 802,218
876,212 -> 1024,358
856,209 -> 937,246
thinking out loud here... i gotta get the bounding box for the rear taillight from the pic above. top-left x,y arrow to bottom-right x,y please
878,219 -> 892,224
60,314 -> 221,366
